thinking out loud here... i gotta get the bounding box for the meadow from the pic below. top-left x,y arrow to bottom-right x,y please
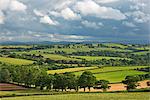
71,56 -> 131,61
0,57 -> 34,65
1,92 -> 149,100
48,66 -> 148,83
47,67 -> 97,74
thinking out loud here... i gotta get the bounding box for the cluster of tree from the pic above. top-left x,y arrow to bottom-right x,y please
122,74 -> 150,91
0,65 -> 110,92
8,53 -> 44,61
69,50 -> 128,57
135,67 -> 150,72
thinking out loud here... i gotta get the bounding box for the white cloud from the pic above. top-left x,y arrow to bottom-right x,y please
33,9 -> 44,17
74,0 -> 126,20
125,11 -> 150,23
122,21 -> 136,27
0,31 -> 91,42
47,34 -> 91,42
49,8 -> 81,20
33,9 -> 59,26
81,20 -> 103,29
40,15 -> 59,25
9,0 -> 27,12
60,8 -> 81,20
0,0 -> 27,24
0,11 -> 5,24
0,0 -> 10,10
95,0 -> 119,4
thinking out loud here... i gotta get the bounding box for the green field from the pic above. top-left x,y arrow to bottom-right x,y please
71,56 -> 131,61
47,66 -> 148,83
103,43 -> 128,49
47,67 -> 97,74
43,54 -> 80,61
0,57 -> 34,65
94,70 -> 147,83
1,93 -> 149,100
0,45 -> 32,49
133,51 -> 150,55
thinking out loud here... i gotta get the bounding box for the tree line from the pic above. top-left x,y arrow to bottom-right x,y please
0,64 -> 149,92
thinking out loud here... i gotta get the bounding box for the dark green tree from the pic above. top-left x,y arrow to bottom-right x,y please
96,80 -> 110,92
122,76 -> 140,91
0,68 -> 11,83
78,71 -> 96,92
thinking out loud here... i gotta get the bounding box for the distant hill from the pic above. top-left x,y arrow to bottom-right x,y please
0,40 -> 149,45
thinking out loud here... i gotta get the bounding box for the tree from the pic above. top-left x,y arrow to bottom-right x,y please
35,70 -> 52,90
122,76 -> 140,91
64,73 -> 78,92
78,71 -> 96,92
96,80 -> 110,92
53,73 -> 68,91
0,68 -> 11,83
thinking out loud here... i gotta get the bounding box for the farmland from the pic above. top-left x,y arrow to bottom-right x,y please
71,56 -> 131,61
48,66 -> 149,83
0,43 -> 150,99
0,57 -> 34,65
47,67 -> 97,74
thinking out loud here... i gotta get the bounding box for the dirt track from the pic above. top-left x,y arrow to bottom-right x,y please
79,80 -> 150,92
0,80 -> 149,91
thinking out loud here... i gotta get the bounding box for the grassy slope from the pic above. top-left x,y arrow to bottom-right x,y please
71,56 -> 131,61
47,66 -> 148,83
73,66 -> 148,75
94,70 -> 147,83
0,57 -> 34,65
43,54 -> 80,61
2,93 -> 149,100
47,67 -> 97,74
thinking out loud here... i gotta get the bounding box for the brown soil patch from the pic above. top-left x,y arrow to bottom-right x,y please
0,83 -> 27,91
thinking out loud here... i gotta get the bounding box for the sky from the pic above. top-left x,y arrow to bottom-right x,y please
0,0 -> 150,43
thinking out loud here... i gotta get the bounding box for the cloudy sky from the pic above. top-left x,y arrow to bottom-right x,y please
0,0 -> 149,43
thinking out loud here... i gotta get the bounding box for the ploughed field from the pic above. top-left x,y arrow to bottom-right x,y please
0,83 -> 27,91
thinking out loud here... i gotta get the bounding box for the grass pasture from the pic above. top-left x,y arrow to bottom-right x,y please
43,54 -> 80,61
94,70 -> 148,83
73,66 -> 148,75
1,92 -> 149,100
103,43 -> 128,49
0,57 -> 34,65
47,67 -> 97,74
47,66 -> 148,83
0,45 -> 32,49
71,56 -> 131,61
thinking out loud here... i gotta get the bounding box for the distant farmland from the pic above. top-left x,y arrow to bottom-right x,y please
0,57 -> 34,65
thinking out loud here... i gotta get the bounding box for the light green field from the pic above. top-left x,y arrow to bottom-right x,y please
94,70 -> 147,83
15,46 -> 132,55
73,66 -> 148,75
47,66 -> 148,83
47,67 -> 97,74
0,57 -> 34,65
1,93 -> 149,100
71,56 -> 131,61
0,45 -> 32,49
14,52 -> 80,61
103,43 -> 128,48
133,51 -> 149,55
43,54 -> 80,61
